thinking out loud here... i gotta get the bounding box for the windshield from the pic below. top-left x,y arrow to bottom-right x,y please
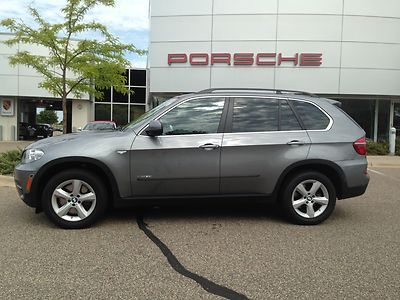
83,122 -> 115,131
122,98 -> 176,131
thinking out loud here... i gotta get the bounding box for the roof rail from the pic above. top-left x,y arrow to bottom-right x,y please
196,88 -> 317,97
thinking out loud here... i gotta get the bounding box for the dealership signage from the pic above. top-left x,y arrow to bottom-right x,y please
0,98 -> 14,116
168,53 -> 322,67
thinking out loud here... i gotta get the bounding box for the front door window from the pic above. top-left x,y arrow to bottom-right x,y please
159,98 -> 225,135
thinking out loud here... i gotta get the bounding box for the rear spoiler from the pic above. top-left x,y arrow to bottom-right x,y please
325,98 -> 342,107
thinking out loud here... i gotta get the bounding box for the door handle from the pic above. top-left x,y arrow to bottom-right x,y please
287,140 -> 306,146
199,143 -> 220,150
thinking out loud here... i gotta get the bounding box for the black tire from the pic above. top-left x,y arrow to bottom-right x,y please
280,171 -> 336,225
42,169 -> 108,229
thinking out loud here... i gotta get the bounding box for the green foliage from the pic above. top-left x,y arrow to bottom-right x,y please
367,140 -> 389,155
37,109 -> 58,125
367,140 -> 400,156
0,149 -> 23,175
1,0 -> 145,133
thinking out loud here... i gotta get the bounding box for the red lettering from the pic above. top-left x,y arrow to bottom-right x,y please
168,53 -> 187,65
278,53 -> 299,66
256,53 -> 276,66
167,52 -> 322,67
211,53 -> 231,65
189,53 -> 209,65
300,53 -> 322,66
233,53 -> 254,65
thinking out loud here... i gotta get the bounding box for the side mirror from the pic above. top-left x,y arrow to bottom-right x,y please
77,127 -> 82,132
146,120 -> 163,137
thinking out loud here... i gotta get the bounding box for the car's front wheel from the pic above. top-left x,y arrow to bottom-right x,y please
42,169 -> 107,229
281,171 -> 336,225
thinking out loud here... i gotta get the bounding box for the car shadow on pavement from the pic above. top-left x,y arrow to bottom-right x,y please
107,198 -> 285,224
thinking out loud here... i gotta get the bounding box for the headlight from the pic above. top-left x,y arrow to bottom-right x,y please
21,149 -> 44,164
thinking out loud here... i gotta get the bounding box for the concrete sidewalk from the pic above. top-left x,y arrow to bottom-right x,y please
0,141 -> 32,153
367,155 -> 400,168
0,175 -> 14,187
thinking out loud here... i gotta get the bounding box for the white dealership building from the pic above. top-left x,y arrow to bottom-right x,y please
148,0 -> 400,141
0,33 -> 147,141
1,0 -> 400,141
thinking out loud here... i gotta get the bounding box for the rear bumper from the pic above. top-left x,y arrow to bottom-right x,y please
339,179 -> 369,199
336,158 -> 370,199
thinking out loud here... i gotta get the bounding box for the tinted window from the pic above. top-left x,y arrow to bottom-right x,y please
280,100 -> 302,131
292,101 -> 330,130
130,69 -> 146,86
159,98 -> 225,135
232,98 -> 279,132
131,87 -> 146,104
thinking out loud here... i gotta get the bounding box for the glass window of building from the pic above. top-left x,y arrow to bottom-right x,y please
94,68 -> 147,126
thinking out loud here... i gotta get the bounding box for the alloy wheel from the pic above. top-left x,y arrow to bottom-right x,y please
51,179 -> 97,222
291,179 -> 329,219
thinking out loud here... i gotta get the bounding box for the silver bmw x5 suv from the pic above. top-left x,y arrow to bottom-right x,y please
14,88 -> 369,228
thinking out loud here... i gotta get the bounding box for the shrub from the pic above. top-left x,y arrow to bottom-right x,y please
366,141 -> 389,155
0,149 -> 22,175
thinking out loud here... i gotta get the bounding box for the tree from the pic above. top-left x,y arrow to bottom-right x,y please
1,0 -> 144,133
36,109 -> 59,125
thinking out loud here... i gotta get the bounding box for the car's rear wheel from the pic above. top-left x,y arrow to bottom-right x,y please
281,171 -> 336,225
42,169 -> 107,229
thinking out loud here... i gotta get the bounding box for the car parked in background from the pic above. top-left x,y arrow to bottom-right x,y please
14,88 -> 369,229
19,122 -> 37,140
34,124 -> 53,138
19,123 -> 53,140
80,121 -> 117,132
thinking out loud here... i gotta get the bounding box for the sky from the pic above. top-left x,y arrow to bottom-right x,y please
0,0 -> 150,68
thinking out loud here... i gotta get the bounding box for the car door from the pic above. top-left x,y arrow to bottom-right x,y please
130,97 -> 227,196
220,97 -> 311,195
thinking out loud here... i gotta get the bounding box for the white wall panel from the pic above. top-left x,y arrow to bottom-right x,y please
150,68 -> 210,92
0,34 -> 18,54
275,68 -> 340,93
212,41 -> 276,53
341,42 -> 400,70
213,15 -> 277,41
343,16 -> 400,44
340,69 -> 400,94
19,43 -> 50,56
18,76 -> 54,97
213,0 -> 277,15
149,42 -> 211,67
0,75 -> 18,95
0,55 -> 18,75
151,0 -> 212,16
277,15 -> 342,41
18,65 -> 43,77
279,0 -> 342,15
151,16 -> 212,42
210,67 -> 275,88
344,0 -> 400,18
276,41 -> 341,67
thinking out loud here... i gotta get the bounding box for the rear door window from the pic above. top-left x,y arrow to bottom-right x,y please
280,100 -> 302,131
232,98 -> 279,132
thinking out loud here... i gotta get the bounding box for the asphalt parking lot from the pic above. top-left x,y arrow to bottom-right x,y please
1,168 -> 399,300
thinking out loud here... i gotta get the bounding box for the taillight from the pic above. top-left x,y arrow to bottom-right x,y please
353,136 -> 367,155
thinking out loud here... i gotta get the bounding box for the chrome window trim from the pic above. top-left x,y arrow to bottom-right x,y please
137,94 -> 333,135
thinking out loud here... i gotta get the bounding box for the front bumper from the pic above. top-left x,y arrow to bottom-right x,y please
14,165 -> 37,208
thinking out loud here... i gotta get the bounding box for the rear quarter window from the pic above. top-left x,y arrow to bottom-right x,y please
292,101 -> 330,130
